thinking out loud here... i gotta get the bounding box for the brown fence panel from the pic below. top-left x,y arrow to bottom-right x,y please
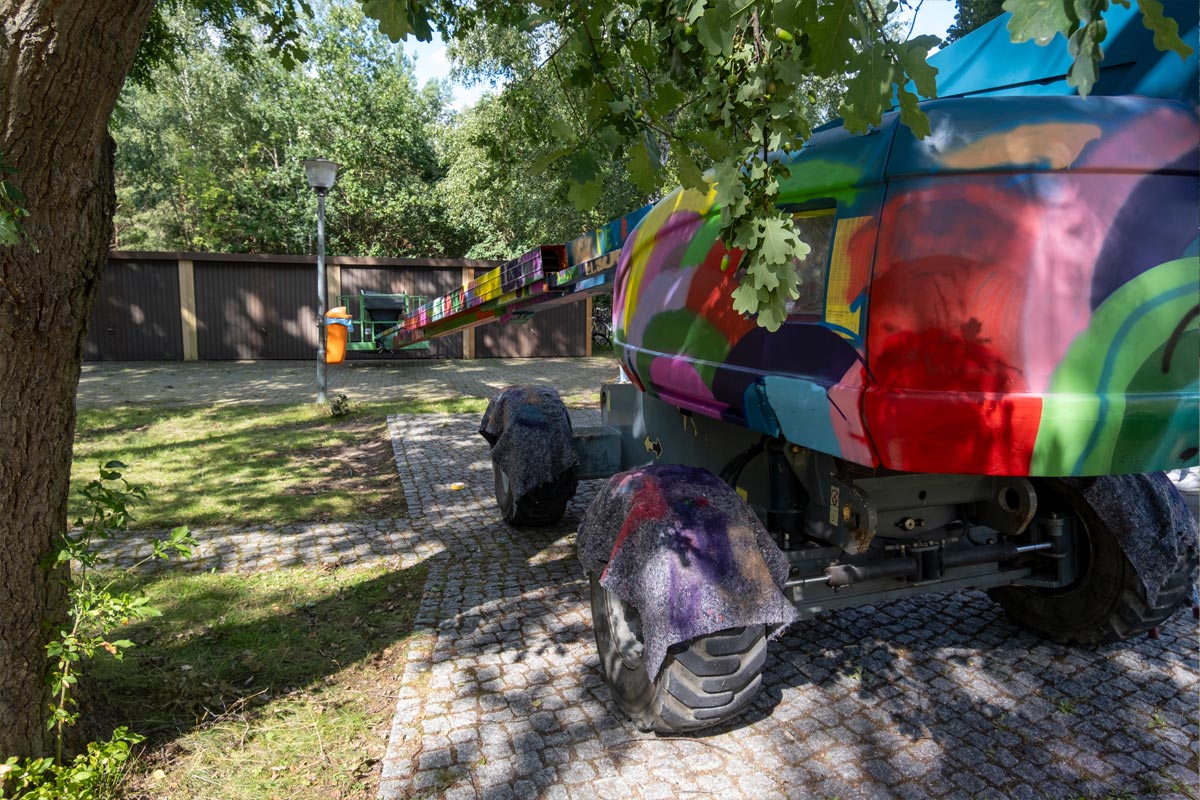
340,265 -> 464,359
194,260 -> 315,360
85,258 -> 183,361
91,252 -> 584,361
473,301 -> 588,358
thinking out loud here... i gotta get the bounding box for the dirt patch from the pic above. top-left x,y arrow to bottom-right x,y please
285,416 -> 407,521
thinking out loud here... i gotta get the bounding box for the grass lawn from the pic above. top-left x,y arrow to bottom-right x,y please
91,564 -> 428,799
72,398 -> 486,530
70,397 -> 476,797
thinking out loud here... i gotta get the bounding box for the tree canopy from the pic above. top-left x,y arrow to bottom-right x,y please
944,0 -> 1006,44
115,2 -> 469,257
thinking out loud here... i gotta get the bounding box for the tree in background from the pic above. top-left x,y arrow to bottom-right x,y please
944,0 -> 1006,44
438,19 -> 679,260
113,9 -> 308,252
440,92 -> 650,260
115,2 -> 471,257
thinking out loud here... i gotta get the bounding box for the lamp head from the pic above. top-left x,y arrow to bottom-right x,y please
303,158 -> 340,192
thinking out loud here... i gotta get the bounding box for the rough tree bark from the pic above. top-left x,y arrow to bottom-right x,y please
0,1 -> 156,758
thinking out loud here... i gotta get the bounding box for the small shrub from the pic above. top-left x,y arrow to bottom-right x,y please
329,394 -> 352,418
2,729 -> 140,799
0,461 -> 193,799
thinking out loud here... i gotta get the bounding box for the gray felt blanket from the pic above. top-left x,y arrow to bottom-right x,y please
1064,473 -> 1198,606
479,385 -> 578,499
577,464 -> 798,680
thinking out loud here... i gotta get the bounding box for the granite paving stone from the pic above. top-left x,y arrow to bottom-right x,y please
377,411 -> 1200,800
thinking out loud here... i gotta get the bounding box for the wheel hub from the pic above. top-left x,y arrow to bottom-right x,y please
604,589 -> 646,670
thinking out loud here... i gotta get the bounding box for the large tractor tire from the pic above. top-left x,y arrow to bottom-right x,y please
988,477 -> 1197,644
494,462 -> 578,528
589,574 -> 766,733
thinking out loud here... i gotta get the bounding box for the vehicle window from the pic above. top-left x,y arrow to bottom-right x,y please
788,210 -> 835,316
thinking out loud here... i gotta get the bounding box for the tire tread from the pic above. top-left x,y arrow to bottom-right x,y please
989,477 -> 1198,645
590,575 -> 767,733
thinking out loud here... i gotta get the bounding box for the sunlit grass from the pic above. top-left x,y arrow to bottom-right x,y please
72,398 -> 488,530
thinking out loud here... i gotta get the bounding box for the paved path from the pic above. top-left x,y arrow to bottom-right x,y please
77,358 -> 619,408
379,412 -> 1200,800
97,518 -> 440,573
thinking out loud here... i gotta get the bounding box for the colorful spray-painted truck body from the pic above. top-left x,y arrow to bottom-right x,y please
570,91 -> 1199,732
375,4 -> 1199,732
614,93 -> 1199,479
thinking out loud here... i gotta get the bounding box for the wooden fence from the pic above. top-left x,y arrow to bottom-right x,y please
85,252 -> 592,361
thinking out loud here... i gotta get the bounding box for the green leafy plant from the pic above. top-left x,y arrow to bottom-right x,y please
1,731 -> 141,800
329,393 -> 352,418
0,462 -> 193,799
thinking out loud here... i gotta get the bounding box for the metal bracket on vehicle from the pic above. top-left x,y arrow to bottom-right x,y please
785,447 -> 879,554
573,426 -> 623,480
975,478 -> 1038,535
1012,511 -> 1077,588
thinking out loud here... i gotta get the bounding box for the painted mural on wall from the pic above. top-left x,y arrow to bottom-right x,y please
613,95 -> 1200,478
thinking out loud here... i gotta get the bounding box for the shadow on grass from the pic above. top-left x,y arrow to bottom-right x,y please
90,561 -> 429,757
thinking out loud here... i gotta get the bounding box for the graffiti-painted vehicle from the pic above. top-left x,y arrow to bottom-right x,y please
374,3 -> 1199,732
585,89 -> 1198,731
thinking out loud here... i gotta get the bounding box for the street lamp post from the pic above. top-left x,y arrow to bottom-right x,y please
304,158 -> 340,404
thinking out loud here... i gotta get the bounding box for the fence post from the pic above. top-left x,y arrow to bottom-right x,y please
585,296 -> 593,358
461,265 -> 475,360
178,257 -> 198,361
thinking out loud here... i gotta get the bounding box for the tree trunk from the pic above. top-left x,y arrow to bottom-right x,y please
0,0 -> 155,758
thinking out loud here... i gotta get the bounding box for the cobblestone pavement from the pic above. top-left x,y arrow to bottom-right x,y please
96,518 -> 442,573
380,412 -> 1200,800
77,358 -> 618,408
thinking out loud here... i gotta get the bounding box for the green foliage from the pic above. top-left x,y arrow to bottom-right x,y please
1003,0 -> 1192,95
944,0 -> 1006,44
1137,0 -> 1194,59
438,78 -> 653,260
0,464 -> 192,798
329,394 -> 352,417
115,2 -> 470,257
49,464 -> 195,758
130,0 -> 313,85
0,731 -> 141,800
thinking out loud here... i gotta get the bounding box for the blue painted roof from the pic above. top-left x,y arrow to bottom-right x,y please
928,0 -> 1198,104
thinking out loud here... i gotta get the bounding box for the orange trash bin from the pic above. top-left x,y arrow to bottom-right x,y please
324,306 -> 353,364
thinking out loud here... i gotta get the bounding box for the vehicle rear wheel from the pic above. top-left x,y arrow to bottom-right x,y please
988,477 -> 1197,644
589,574 -> 766,733
494,461 -> 578,527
